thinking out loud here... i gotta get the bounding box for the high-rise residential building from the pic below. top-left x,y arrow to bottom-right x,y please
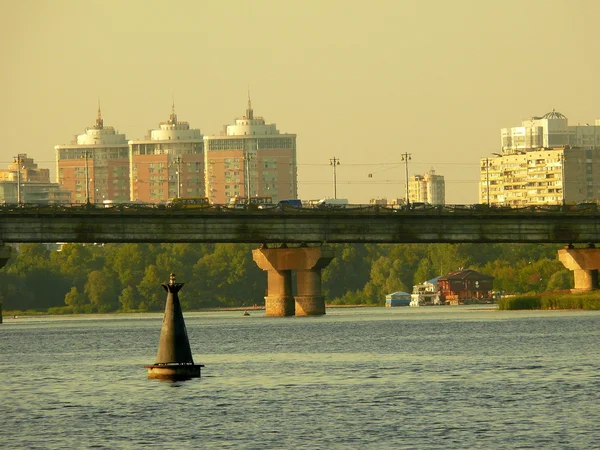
0,154 -> 70,204
408,169 -> 445,205
55,106 -> 130,204
501,109 -> 600,154
481,110 -> 600,206
203,96 -> 297,204
129,105 -> 204,203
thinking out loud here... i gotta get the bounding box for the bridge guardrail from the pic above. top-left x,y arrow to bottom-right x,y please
0,202 -> 599,215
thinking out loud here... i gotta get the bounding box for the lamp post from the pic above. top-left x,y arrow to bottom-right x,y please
401,153 -> 411,207
174,156 -> 183,198
82,150 -> 91,204
329,157 -> 340,199
560,151 -> 566,207
484,157 -> 490,207
245,146 -> 254,205
13,155 -> 22,204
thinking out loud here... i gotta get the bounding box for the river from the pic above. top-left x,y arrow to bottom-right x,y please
1,306 -> 599,449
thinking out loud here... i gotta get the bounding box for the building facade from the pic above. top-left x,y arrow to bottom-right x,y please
501,109 -> 600,154
481,110 -> 600,206
437,269 -> 494,304
203,97 -> 297,204
0,154 -> 70,204
55,107 -> 130,204
129,106 -> 204,203
408,169 -> 445,205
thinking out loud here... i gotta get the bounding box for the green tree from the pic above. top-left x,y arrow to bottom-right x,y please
84,269 -> 119,312
64,287 -> 88,313
119,286 -> 141,311
545,270 -> 573,292
413,257 -> 436,286
136,265 -> 167,311
363,256 -> 408,305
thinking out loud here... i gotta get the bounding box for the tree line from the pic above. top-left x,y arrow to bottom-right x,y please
0,242 -> 572,313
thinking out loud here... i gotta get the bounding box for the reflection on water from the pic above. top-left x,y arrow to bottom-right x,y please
1,306 -> 599,449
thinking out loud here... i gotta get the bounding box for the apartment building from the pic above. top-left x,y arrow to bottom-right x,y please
0,154 -> 70,204
129,105 -> 204,203
481,110 -> 600,206
203,97 -> 297,204
55,107 -> 130,204
408,169 -> 445,205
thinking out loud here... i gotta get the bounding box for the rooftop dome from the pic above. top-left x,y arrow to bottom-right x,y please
542,109 -> 567,119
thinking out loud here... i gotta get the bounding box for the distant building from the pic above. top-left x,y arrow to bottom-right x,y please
481,110 -> 600,206
203,95 -> 297,204
437,269 -> 494,304
0,154 -> 70,204
501,109 -> 600,154
369,197 -> 387,206
55,106 -> 130,204
410,277 -> 441,306
385,291 -> 411,307
129,104 -> 204,203
408,169 -> 445,205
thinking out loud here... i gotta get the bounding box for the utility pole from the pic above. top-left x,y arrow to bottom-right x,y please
82,150 -> 91,204
485,158 -> 490,207
13,155 -> 22,204
329,157 -> 340,199
175,156 -> 183,198
560,151 -> 566,207
401,153 -> 411,207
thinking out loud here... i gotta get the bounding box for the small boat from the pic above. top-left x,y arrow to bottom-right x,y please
243,310 -> 250,316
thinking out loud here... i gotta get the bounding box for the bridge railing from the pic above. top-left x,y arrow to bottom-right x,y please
0,202 -> 598,215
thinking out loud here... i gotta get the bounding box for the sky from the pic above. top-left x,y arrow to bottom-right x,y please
1,0 -> 599,204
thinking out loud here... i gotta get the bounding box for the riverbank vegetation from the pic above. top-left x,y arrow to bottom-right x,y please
497,292 -> 600,310
0,243 -> 575,314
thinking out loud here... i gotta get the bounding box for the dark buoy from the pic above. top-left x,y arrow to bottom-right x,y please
144,273 -> 204,380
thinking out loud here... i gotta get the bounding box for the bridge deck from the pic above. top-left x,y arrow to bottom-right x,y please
0,204 -> 598,244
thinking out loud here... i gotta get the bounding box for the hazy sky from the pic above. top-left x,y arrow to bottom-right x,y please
2,0 -> 599,204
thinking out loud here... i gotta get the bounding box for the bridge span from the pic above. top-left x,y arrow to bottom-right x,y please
0,203 -> 599,244
1,203 -> 600,317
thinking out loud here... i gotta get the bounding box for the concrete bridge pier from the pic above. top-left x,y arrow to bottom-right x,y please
0,244 -> 12,324
252,246 -> 334,317
558,246 -> 600,292
295,265 -> 330,316
265,269 -> 295,316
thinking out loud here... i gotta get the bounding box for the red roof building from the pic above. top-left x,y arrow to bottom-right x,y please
437,269 -> 494,305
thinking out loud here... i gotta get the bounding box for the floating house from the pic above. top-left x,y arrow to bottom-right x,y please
385,291 -> 411,307
437,269 -> 494,305
410,277 -> 442,306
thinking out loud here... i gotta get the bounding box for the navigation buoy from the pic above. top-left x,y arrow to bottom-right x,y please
144,273 -> 204,380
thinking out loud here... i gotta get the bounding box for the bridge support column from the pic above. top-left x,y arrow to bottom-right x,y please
253,246 -> 334,317
295,269 -> 326,316
265,269 -> 294,316
558,246 -> 600,292
0,244 -> 12,324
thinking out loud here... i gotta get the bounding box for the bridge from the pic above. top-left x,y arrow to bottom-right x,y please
0,203 -> 599,244
1,203 -> 599,317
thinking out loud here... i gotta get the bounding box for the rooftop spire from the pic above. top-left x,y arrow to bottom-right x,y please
95,99 -> 104,129
246,89 -> 254,120
168,95 -> 178,125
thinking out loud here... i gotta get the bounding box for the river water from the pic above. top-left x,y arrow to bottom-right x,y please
1,306 -> 599,449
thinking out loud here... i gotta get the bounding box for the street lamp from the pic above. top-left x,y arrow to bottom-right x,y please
329,157 -> 340,199
13,155 -> 23,204
483,158 -> 491,206
560,151 -> 566,207
174,156 -> 183,198
401,153 -> 411,206
245,148 -> 254,204
81,150 -> 92,204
